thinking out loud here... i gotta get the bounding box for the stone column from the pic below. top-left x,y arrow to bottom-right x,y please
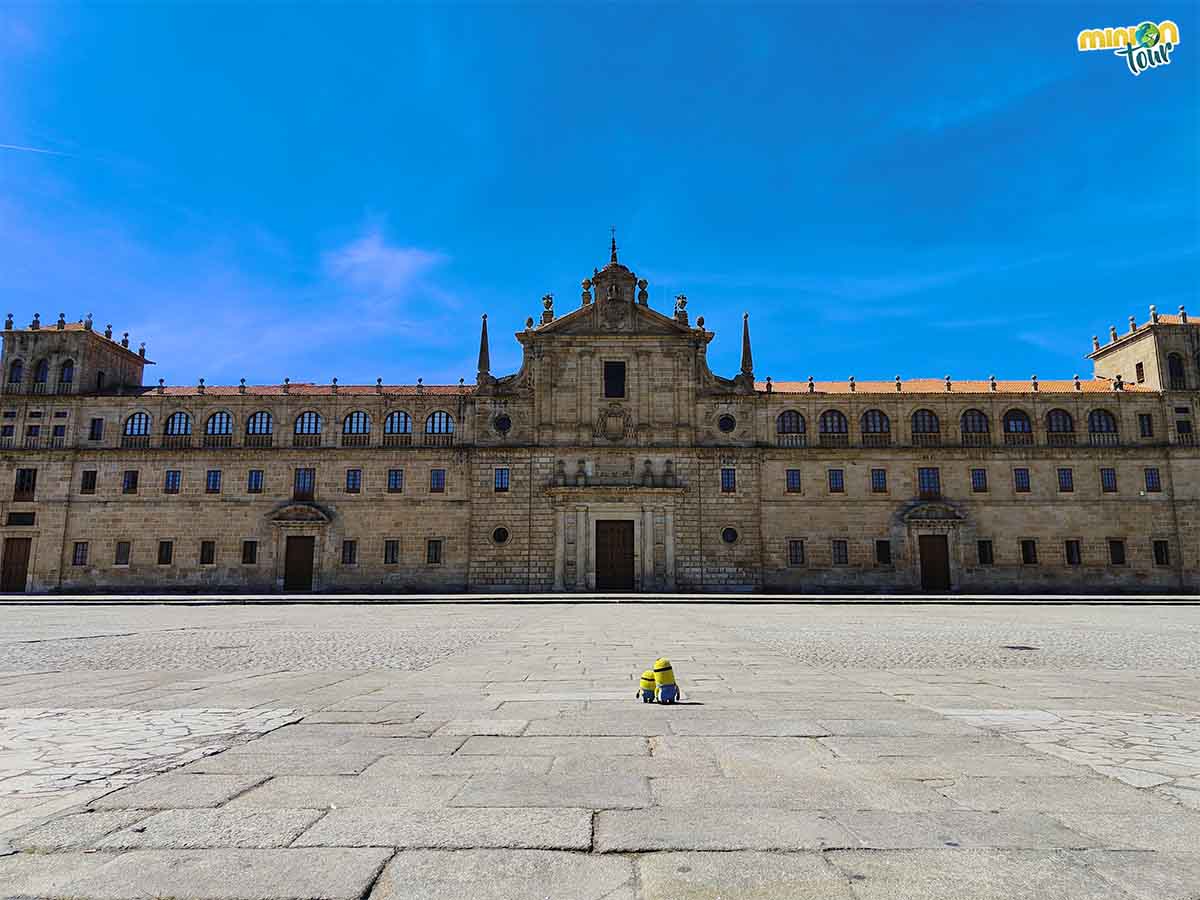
665,506 -> 676,591
574,506 -> 587,591
642,506 -> 655,590
553,506 -> 565,590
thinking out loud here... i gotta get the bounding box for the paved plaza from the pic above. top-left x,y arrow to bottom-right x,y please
1,601 -> 1198,899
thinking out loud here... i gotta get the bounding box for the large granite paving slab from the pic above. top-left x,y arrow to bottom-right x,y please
293,806 -> 592,849
637,851 -> 856,900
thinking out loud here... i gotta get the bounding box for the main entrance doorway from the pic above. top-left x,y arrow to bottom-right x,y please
283,536 -> 315,591
918,534 -> 951,591
1,538 -> 30,592
595,520 -> 634,591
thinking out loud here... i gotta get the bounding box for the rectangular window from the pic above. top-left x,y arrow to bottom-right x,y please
1135,361 -> 1145,383
247,470 -> 264,494
870,468 -> 887,493
1020,539 -> 1038,565
917,467 -> 941,498
1109,539 -> 1126,566
384,539 -> 400,565
52,425 -> 65,438
80,470 -> 97,495
1100,468 -> 1118,493
786,469 -> 802,493
122,470 -> 139,495
1013,468 -> 1031,493
603,361 -> 626,398
13,468 -> 36,501
1138,414 -> 1154,437
1153,540 -> 1170,566
114,541 -> 131,566
977,540 -> 994,566
241,540 -> 257,565
970,468 -> 988,493
831,539 -> 849,565
157,541 -> 173,565
426,538 -> 443,565
1057,468 -> 1074,493
0,425 -> 11,437
199,540 -> 215,565
205,470 -> 222,494
1065,539 -> 1081,566
720,468 -> 736,493
293,468 -> 315,501
430,468 -> 446,493
25,425 -> 39,438
1144,468 -> 1162,492
387,469 -> 404,493
345,469 -> 362,493
341,540 -> 357,565
875,539 -> 892,566
164,470 -> 181,494
88,418 -> 104,441
72,542 -> 88,566
787,539 -> 805,566
5,512 -> 34,526
828,469 -> 844,493
494,468 -> 510,492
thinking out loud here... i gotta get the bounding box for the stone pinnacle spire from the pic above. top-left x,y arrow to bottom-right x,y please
476,314 -> 490,383
740,312 -> 754,376
610,226 -> 618,264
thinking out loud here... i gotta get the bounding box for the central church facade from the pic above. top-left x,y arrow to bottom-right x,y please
0,245 -> 1197,594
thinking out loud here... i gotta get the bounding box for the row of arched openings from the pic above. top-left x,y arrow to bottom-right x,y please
125,410 -> 455,437
775,408 -> 1120,434
8,359 -> 74,385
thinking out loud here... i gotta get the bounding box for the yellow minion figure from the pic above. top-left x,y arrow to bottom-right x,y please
637,669 -> 656,703
653,657 -> 680,704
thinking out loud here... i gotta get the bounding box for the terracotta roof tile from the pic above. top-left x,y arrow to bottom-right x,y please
145,383 -> 473,397
757,378 -> 1152,395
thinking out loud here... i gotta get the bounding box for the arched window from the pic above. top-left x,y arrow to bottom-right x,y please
294,411 -> 323,435
776,410 -> 805,434
163,412 -> 192,436
8,360 -> 23,384
124,412 -> 151,436
861,410 -> 890,433
33,360 -> 49,384
343,411 -> 371,434
818,410 -> 848,433
1046,409 -> 1074,433
1168,353 -> 1186,390
59,360 -> 74,384
206,412 -> 233,435
425,411 -> 455,434
911,409 -> 940,433
1088,409 -> 1118,433
246,411 -> 273,435
1002,410 -> 1032,433
961,409 -> 990,433
384,411 -> 412,434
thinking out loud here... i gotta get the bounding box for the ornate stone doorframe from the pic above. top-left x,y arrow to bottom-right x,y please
900,501 -> 966,592
547,487 -> 683,592
268,502 -> 333,592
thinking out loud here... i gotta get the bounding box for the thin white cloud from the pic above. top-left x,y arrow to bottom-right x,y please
323,229 -> 446,294
0,143 -> 73,157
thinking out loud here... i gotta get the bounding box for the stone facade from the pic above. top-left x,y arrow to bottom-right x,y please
0,253 -> 1197,594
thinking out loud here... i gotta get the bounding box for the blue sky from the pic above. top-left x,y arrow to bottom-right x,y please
1,3 -> 1196,386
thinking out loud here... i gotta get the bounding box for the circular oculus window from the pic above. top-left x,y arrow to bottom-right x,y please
721,527 -> 739,544
717,414 -> 736,433
494,414 -> 512,434
492,526 -> 510,545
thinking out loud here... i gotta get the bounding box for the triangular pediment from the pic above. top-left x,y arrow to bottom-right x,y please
534,301 -> 693,338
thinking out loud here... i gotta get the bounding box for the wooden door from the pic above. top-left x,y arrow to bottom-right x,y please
918,534 -> 951,591
1,538 -> 31,592
284,536 -> 315,591
595,521 -> 635,591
